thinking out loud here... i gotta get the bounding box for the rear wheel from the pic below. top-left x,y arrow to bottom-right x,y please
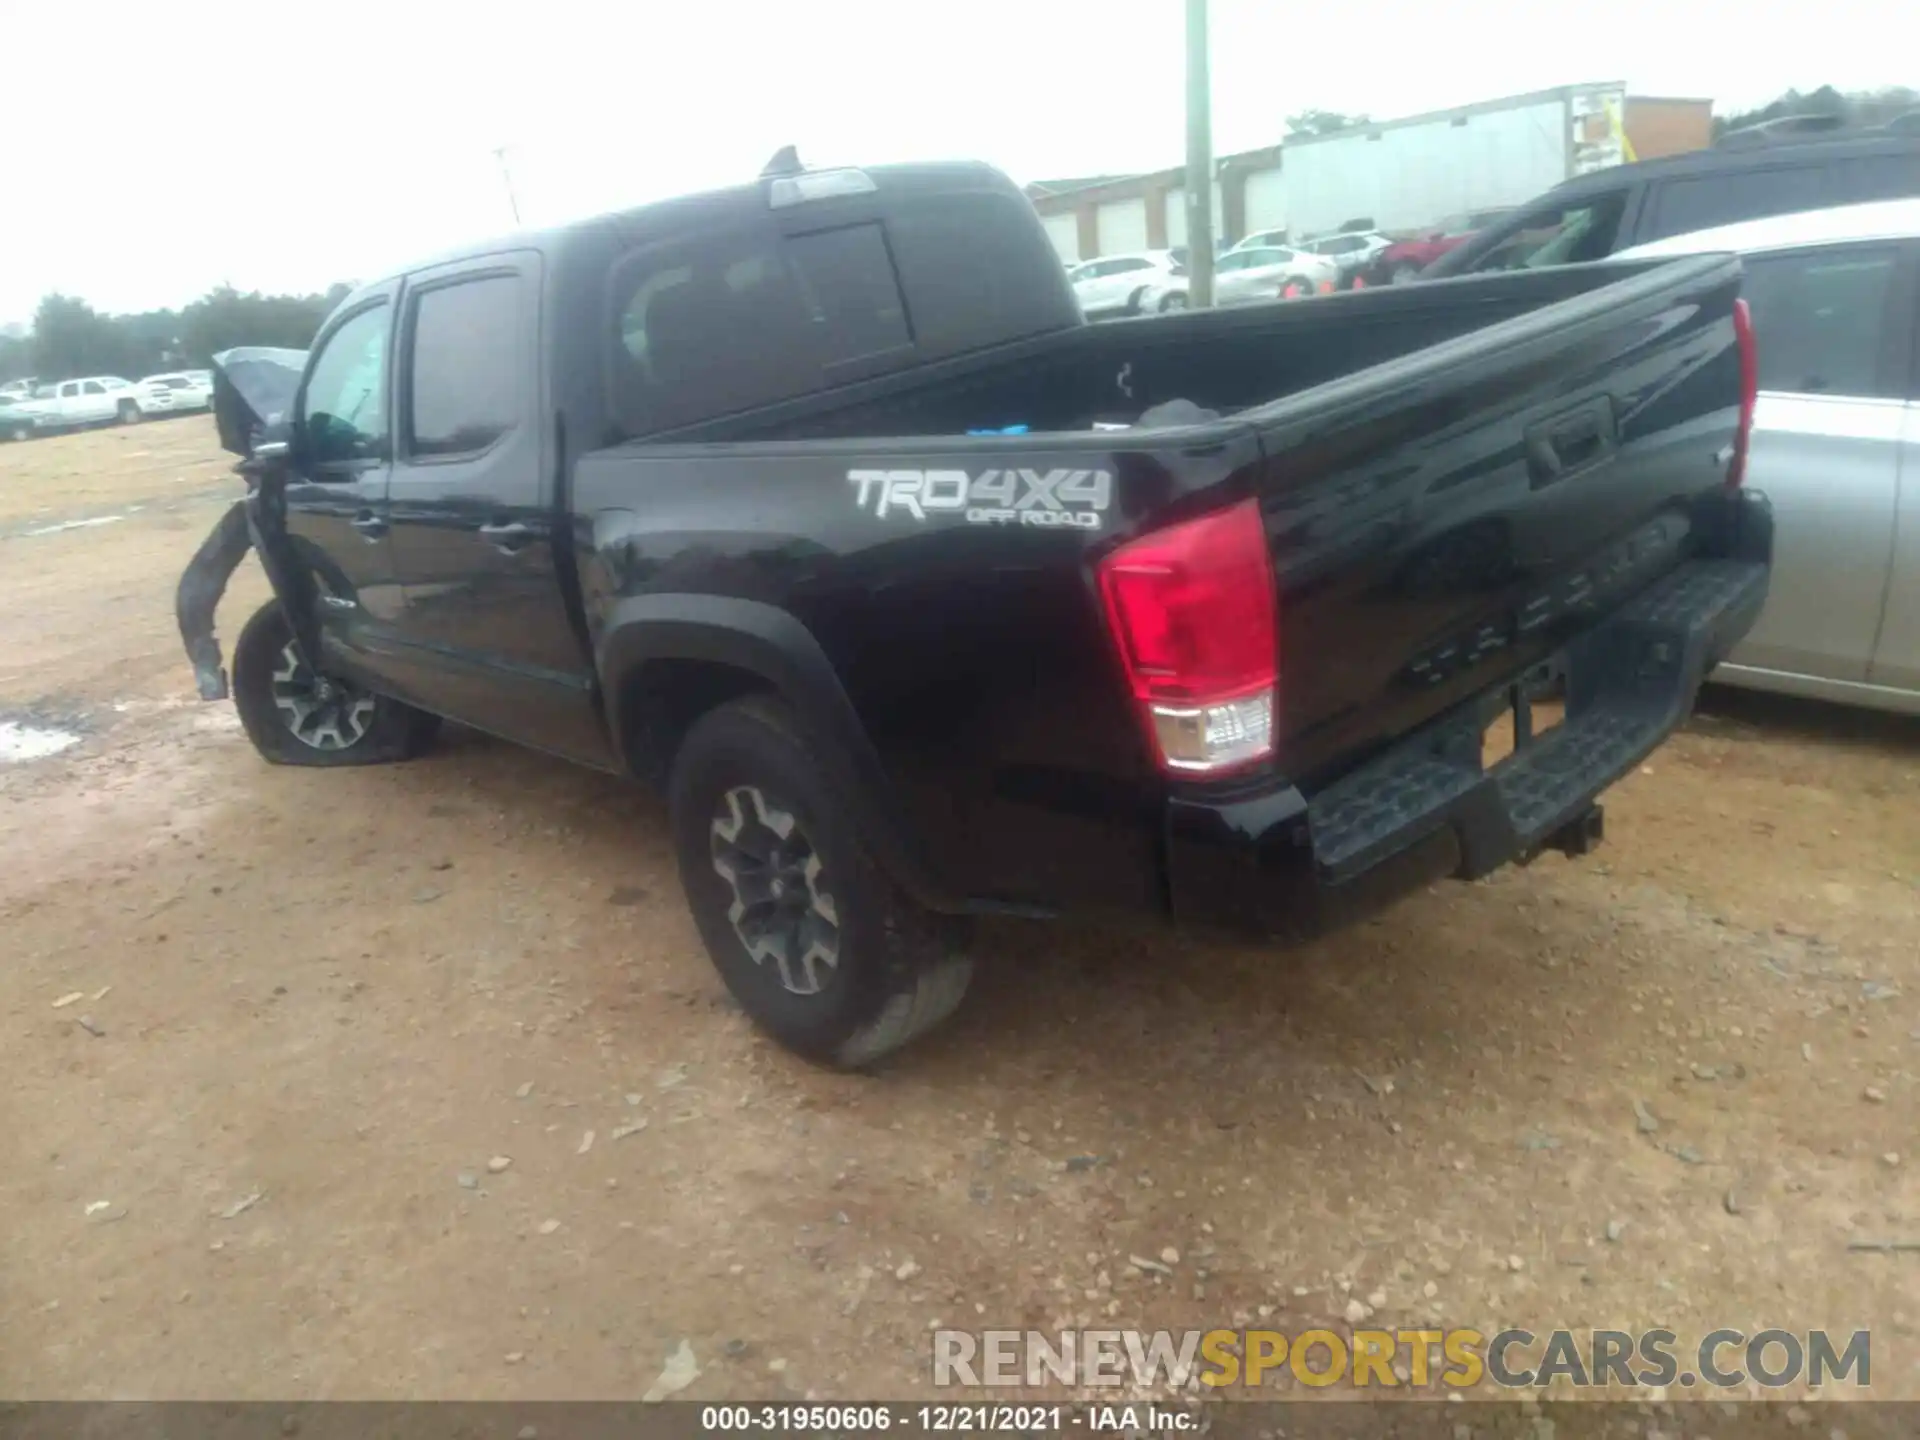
668,696 -> 973,1067
1158,292 -> 1188,312
1389,263 -> 1421,285
231,600 -> 439,766
7,424 -> 30,443
1284,275 -> 1314,299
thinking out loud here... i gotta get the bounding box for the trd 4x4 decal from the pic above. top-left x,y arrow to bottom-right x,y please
848,468 -> 1113,530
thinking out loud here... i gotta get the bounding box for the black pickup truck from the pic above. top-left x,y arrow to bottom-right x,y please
178,158 -> 1772,1066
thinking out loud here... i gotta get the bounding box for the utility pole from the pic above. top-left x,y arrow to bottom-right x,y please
492,145 -> 523,227
1184,0 -> 1215,307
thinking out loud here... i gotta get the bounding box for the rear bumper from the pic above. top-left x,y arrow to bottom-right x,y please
1164,491 -> 1773,939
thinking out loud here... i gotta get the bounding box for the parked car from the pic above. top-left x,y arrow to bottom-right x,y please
11,375 -> 144,432
1426,125 -> 1920,281
138,371 -> 215,415
1612,198 -> 1920,715
1212,245 -> 1340,304
176,157 -> 1768,1067
1068,251 -> 1187,317
1,392 -> 42,441
1359,209 -> 1513,286
0,377 -> 39,402
1297,230 -> 1392,287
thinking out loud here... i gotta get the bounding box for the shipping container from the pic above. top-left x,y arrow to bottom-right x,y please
1281,83 -> 1632,237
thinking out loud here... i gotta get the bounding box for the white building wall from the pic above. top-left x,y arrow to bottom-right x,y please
1096,196 -> 1150,255
1042,212 -> 1081,263
1162,184 -> 1226,248
1282,94 -> 1577,236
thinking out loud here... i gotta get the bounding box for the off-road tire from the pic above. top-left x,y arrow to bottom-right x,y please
231,600 -> 439,766
668,695 -> 973,1067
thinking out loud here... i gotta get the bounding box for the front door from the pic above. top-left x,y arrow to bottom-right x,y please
79,380 -> 114,421
381,254 -> 607,765
1728,241 -> 1908,683
281,289 -> 408,693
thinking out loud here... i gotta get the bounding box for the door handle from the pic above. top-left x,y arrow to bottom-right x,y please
478,520 -> 533,553
351,511 -> 388,540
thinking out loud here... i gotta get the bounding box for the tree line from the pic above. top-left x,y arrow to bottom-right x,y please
0,282 -> 353,388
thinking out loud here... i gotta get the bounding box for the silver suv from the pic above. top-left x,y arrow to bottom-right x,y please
1616,199 -> 1920,714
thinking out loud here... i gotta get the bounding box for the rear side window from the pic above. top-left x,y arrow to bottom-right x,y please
611,221 -> 909,435
1646,166 -> 1828,240
407,274 -> 524,457
1741,245 -> 1901,398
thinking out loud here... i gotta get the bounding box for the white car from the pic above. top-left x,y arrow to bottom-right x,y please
12,375 -> 145,431
1068,252 -> 1188,318
1212,245 -> 1341,305
1612,198 -> 1920,715
1297,230 -> 1392,287
138,371 -> 214,415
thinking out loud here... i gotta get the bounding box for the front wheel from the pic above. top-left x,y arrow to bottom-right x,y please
7,423 -> 30,442
1389,264 -> 1422,285
1157,291 -> 1188,312
231,600 -> 440,766
116,399 -> 141,424
668,696 -> 973,1068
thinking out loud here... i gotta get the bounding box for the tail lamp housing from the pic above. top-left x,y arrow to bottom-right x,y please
1096,497 -> 1279,775
1726,297 -> 1757,489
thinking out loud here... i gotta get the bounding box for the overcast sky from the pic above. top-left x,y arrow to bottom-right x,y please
0,0 -> 1904,324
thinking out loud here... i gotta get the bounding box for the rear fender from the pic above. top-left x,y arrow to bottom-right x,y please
597,593 -> 963,913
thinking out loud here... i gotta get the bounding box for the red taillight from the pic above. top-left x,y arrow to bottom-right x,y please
1096,497 -> 1278,775
1727,297 -> 1757,489
1352,274 -> 1368,289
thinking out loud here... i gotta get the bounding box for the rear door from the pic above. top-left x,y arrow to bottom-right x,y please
1866,243 -> 1920,693
1725,240 -> 1912,683
1212,249 -> 1255,304
381,253 -> 606,764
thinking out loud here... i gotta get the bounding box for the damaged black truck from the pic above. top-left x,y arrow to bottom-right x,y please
178,159 -> 1772,1066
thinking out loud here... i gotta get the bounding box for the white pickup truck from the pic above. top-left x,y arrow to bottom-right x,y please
10,371 -> 211,434
14,375 -> 146,431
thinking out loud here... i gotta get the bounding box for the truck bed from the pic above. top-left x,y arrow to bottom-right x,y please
576,256 -> 1758,919
645,261 -> 1660,443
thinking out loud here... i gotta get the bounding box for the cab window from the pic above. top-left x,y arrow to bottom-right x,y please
301,304 -> 390,465
609,221 -> 911,436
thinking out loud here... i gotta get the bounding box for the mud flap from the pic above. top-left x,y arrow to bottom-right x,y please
175,500 -> 252,701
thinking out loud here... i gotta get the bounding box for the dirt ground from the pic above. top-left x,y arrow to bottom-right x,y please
2,418 -> 1918,1405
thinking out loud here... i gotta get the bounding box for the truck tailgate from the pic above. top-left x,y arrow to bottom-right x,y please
1243,254 -> 1748,784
